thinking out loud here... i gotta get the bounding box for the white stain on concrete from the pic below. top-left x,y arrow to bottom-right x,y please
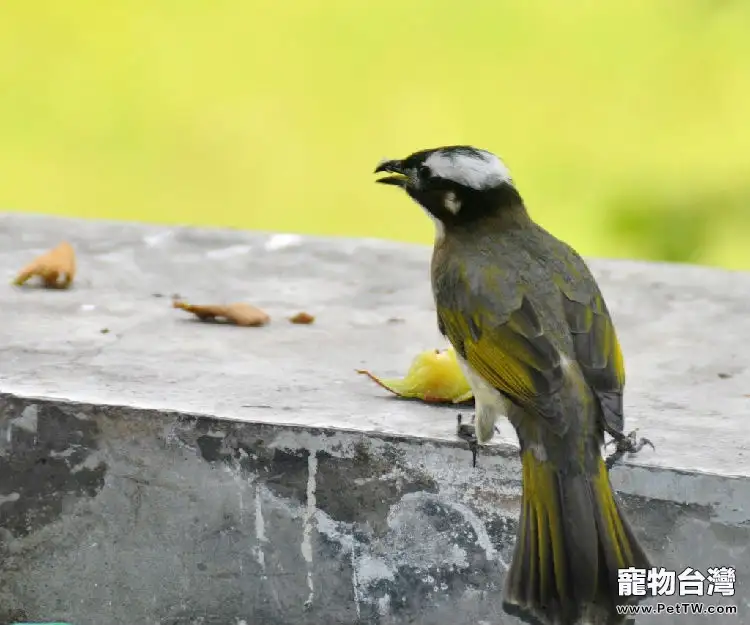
206,244 -> 252,259
49,447 -> 78,459
268,429 -> 513,605
392,492 -> 505,569
317,512 -> 361,617
231,449 -> 255,577
265,233 -> 302,251
314,510 -> 352,550
353,469 -> 403,486
143,230 -> 174,247
12,405 -> 38,433
449,543 -> 468,567
356,554 -> 395,585
377,593 -> 391,616
300,451 -> 318,607
0,492 -> 20,506
307,488 -> 498,617
254,484 -> 267,571
237,475 -> 246,576
266,430 -> 515,615
268,429 -> 519,494
350,547 -> 362,619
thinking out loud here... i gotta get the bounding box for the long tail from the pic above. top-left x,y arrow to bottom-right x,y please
503,449 -> 651,625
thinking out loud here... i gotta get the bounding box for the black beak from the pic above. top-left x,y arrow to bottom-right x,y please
374,159 -> 408,186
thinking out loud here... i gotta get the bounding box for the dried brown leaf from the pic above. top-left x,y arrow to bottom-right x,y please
13,241 -> 76,289
289,311 -> 315,324
173,301 -> 270,327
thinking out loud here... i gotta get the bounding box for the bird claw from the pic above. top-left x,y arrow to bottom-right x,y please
456,413 -> 479,468
605,429 -> 655,469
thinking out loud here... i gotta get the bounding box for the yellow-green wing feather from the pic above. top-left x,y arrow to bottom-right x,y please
561,289 -> 626,434
438,295 -> 569,436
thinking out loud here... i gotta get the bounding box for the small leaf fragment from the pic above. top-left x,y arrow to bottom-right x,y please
357,347 -> 474,404
173,301 -> 270,327
13,241 -> 77,289
290,311 -> 315,324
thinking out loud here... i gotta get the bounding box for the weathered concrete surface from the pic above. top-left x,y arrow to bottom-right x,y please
0,213 -> 749,625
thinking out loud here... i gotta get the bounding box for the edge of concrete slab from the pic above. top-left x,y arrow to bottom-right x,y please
4,390 -> 749,525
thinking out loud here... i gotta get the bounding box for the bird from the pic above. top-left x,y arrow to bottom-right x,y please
374,145 -> 653,625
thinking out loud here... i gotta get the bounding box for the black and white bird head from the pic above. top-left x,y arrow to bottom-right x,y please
374,145 -> 523,232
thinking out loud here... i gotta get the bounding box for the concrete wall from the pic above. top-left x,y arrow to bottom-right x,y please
1,214 -> 749,625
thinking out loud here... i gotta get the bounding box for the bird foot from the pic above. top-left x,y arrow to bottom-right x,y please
605,429 -> 655,469
456,413 -> 479,468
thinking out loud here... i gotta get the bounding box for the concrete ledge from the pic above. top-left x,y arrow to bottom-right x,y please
1,214 -> 749,625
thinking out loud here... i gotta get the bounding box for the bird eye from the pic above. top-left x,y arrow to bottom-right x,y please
418,164 -> 432,179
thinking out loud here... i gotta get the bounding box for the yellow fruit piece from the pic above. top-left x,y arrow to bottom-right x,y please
357,347 -> 474,404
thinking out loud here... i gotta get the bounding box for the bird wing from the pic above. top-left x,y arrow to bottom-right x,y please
437,289 -> 570,436
559,287 -> 626,434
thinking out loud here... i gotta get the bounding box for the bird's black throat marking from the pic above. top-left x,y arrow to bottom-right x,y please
409,181 -> 526,229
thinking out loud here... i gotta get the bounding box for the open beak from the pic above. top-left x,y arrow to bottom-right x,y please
374,159 -> 408,186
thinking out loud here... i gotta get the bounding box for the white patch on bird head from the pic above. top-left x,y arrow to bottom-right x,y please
424,148 -> 512,191
443,190 -> 462,214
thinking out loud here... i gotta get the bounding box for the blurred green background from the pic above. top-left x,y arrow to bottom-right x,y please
2,1 -> 749,268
